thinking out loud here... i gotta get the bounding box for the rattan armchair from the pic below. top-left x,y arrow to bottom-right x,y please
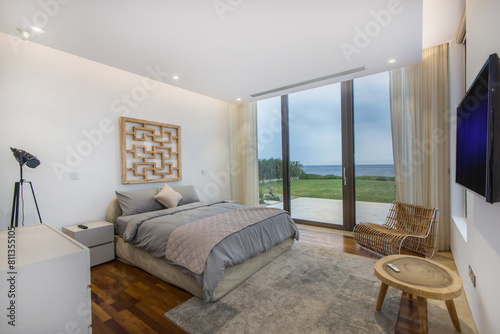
353,201 -> 439,258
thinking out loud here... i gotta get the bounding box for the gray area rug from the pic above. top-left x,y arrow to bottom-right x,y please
166,243 -> 474,334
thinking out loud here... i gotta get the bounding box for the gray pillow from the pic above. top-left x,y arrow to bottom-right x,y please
115,188 -> 164,216
174,185 -> 200,206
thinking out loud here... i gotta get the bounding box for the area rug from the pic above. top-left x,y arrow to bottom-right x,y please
166,243 -> 475,334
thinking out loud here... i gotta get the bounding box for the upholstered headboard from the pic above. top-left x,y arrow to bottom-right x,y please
105,198 -> 122,223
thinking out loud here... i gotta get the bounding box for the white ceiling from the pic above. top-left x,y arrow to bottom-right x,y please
0,0 -> 464,104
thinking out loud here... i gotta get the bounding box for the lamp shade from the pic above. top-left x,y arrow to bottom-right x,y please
11,147 -> 40,168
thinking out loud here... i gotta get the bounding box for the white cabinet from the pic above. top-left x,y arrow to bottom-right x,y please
63,220 -> 115,267
0,224 -> 91,334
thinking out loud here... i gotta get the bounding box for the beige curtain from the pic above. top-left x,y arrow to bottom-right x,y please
229,102 -> 259,206
389,43 -> 450,251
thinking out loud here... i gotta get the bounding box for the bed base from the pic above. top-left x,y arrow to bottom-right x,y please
114,235 -> 294,301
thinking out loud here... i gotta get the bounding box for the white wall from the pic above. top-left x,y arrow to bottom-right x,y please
450,1 -> 500,333
0,32 -> 232,231
449,40 -> 466,220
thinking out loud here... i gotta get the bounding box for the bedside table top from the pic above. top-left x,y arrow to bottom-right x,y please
63,220 -> 112,233
62,220 -> 114,248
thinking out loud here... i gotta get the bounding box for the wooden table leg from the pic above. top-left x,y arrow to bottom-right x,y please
376,282 -> 388,311
445,299 -> 462,331
417,296 -> 428,334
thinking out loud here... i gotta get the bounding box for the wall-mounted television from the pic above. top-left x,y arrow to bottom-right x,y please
456,53 -> 500,203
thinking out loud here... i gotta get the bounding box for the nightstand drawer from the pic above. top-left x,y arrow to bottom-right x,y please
63,221 -> 114,248
90,242 -> 115,267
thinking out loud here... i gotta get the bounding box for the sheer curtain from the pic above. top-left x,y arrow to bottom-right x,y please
389,43 -> 450,251
229,102 -> 259,206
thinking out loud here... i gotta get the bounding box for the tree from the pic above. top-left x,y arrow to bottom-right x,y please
258,158 -> 305,181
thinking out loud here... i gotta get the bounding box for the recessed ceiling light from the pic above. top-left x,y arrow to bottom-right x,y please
31,26 -> 44,33
388,58 -> 397,64
172,75 -> 179,80
236,98 -> 241,102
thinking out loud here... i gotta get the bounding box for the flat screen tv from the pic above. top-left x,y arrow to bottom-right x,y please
456,53 -> 500,203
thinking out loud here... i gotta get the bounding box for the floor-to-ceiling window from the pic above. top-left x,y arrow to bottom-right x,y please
353,72 -> 395,224
257,96 -> 283,209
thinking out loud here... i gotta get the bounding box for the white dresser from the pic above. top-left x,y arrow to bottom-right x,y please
0,224 -> 91,334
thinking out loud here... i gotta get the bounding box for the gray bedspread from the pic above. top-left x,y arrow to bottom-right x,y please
115,201 -> 299,301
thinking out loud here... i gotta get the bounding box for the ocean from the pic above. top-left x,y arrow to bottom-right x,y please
303,164 -> 395,177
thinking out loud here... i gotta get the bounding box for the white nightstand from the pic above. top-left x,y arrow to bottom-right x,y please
63,220 -> 115,266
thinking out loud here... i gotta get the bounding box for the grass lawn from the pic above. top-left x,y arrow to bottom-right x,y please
259,178 -> 396,203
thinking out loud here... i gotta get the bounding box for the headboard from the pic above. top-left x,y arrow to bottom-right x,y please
105,198 -> 122,223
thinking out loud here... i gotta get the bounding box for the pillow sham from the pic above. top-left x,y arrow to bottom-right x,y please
155,184 -> 183,208
174,185 -> 200,206
115,188 -> 164,216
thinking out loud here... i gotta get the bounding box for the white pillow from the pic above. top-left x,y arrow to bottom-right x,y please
154,184 -> 183,208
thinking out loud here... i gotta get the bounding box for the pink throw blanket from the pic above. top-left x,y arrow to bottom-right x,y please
165,207 -> 285,274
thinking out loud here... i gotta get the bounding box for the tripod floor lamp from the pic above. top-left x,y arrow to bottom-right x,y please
10,147 -> 43,228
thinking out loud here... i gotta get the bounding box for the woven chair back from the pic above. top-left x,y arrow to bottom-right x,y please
384,201 -> 439,257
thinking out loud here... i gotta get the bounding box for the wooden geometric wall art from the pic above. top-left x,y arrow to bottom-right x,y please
120,117 -> 181,184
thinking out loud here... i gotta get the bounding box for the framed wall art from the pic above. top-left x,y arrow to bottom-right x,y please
120,117 -> 181,184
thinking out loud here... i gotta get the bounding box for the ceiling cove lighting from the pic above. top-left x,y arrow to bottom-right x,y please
17,26 -> 44,40
31,26 -> 44,33
250,66 -> 366,98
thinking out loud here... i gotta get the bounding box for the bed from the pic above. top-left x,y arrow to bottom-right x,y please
105,185 -> 299,302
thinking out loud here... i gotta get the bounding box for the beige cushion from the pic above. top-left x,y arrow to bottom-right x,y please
155,184 -> 183,208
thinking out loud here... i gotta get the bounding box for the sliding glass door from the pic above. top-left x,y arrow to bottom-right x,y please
257,83 -> 352,230
288,84 -> 343,226
257,72 -> 394,230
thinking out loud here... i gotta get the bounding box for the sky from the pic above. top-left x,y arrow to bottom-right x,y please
257,71 -> 393,166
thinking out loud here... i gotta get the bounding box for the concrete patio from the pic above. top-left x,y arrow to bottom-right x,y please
266,197 -> 390,227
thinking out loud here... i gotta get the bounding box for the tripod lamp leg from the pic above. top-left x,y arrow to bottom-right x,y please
10,182 -> 20,228
28,181 -> 43,224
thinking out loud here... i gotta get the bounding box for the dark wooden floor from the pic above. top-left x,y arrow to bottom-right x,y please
90,224 -> 418,333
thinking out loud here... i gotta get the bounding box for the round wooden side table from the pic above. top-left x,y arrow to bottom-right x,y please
374,254 -> 463,334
